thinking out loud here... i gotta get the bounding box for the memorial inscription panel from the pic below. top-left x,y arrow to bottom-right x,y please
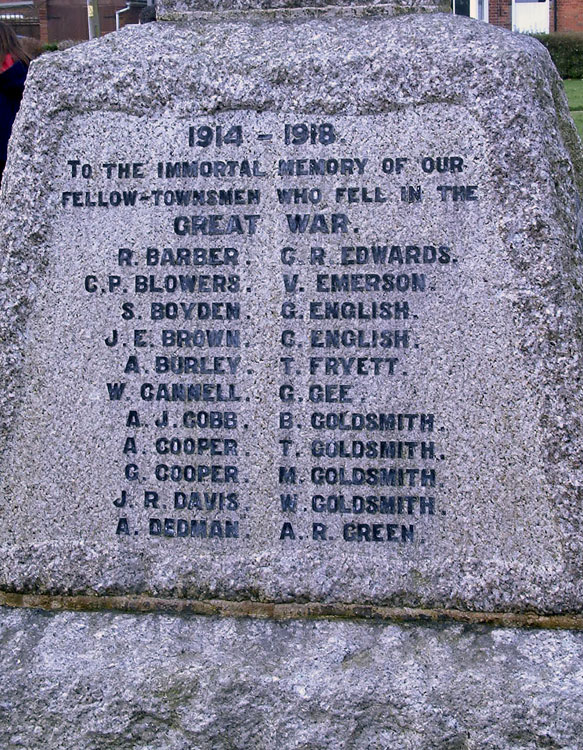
74,112 -> 469,545
0,106 -> 559,605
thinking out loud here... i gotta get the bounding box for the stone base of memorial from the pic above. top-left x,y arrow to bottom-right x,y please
0,0 -> 582,746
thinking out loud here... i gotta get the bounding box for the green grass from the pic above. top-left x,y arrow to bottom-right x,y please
564,79 -> 583,138
564,79 -> 583,111
571,110 -> 583,140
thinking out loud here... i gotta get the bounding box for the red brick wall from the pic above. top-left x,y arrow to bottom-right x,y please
489,0 -> 512,29
35,0 -> 143,43
557,0 -> 583,32
35,0 -> 49,43
488,0 -> 583,33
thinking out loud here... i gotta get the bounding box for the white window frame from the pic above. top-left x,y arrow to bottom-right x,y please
452,0 -> 489,21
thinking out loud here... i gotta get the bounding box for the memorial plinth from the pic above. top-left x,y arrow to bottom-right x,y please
0,6 -> 582,619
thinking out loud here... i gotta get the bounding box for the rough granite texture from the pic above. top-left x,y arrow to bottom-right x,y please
1,13 -> 583,613
0,606 -> 582,749
157,0 -> 449,17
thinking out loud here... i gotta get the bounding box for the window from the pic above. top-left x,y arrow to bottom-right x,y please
452,0 -> 489,20
452,0 -> 470,16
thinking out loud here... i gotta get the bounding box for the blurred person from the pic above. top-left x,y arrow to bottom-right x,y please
0,22 -> 29,184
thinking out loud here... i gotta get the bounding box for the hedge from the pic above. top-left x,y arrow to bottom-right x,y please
532,33 -> 583,79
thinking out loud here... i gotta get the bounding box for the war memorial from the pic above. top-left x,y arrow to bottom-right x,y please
0,0 -> 583,745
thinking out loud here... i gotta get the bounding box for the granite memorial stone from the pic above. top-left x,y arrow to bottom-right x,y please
2,611 -> 583,749
1,1 -> 583,748
0,3 -> 582,617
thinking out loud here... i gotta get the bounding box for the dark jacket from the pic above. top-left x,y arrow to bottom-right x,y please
0,59 -> 27,161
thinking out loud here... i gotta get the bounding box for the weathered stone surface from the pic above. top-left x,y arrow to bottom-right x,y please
0,606 -> 582,749
0,13 -> 582,613
157,0 -> 448,18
